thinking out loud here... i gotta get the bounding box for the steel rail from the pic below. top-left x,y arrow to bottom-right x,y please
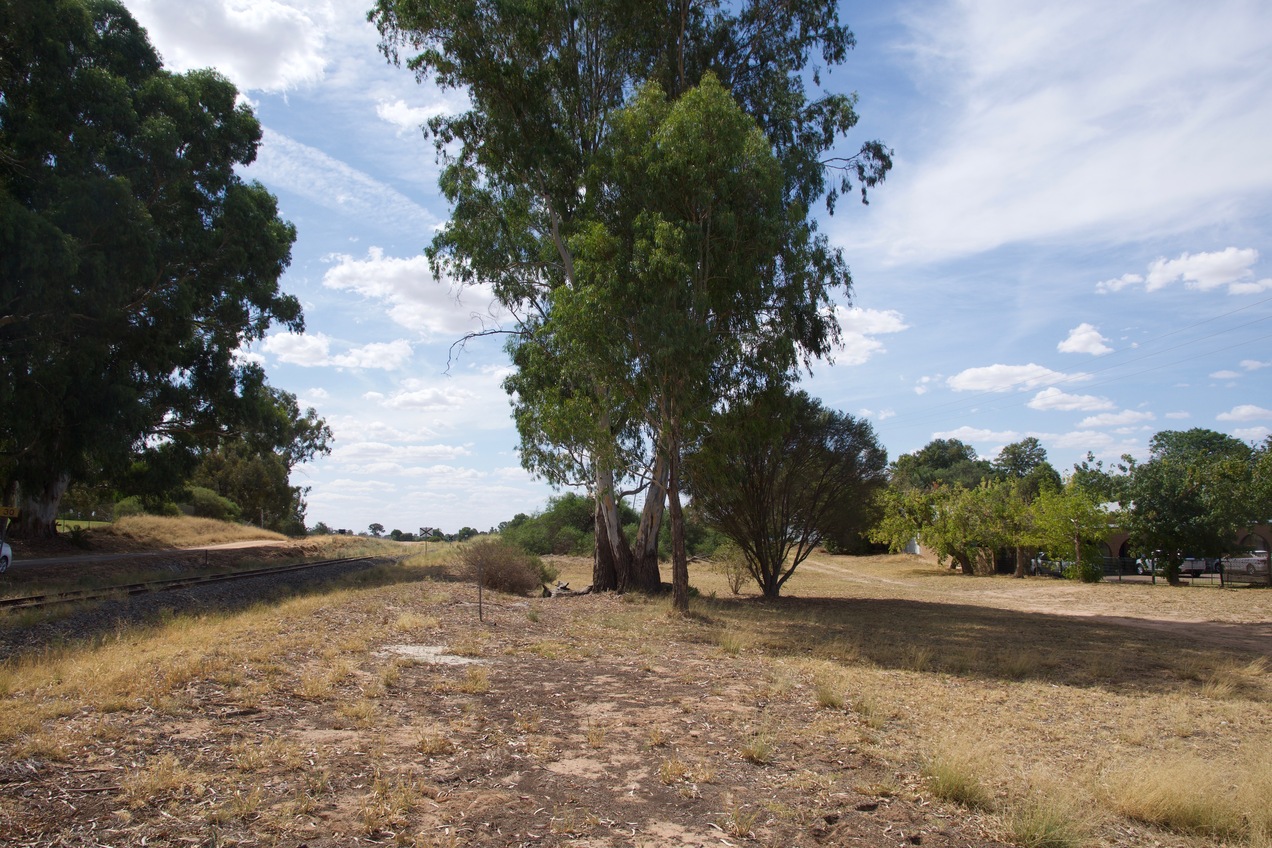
0,556 -> 383,611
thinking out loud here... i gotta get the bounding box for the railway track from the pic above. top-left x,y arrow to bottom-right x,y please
0,556 -> 384,611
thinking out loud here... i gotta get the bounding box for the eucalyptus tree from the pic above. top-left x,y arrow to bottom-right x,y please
371,0 -> 890,596
0,0 -> 301,536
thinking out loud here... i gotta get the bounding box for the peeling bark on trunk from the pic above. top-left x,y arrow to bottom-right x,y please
593,499 -> 619,592
18,474 -> 68,539
667,438 -> 689,614
595,464 -> 635,591
631,452 -> 668,594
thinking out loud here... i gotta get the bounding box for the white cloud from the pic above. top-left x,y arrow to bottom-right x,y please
1241,359 -> 1272,370
1051,430 -> 1116,450
1165,411 -> 1191,420
832,306 -> 910,365
1099,248 -> 1271,296
1234,426 -> 1271,441
375,98 -> 451,134
321,247 -> 508,337
331,340 -> 413,370
1078,410 -> 1155,428
947,363 -> 1082,392
125,0 -> 331,93
1216,404 -> 1272,422
381,385 -> 476,411
329,441 -> 472,465
1057,323 -> 1112,355
1210,370 -> 1241,379
1027,387 -> 1114,412
262,332 -> 412,370
932,425 -> 1020,444
262,331 -> 331,366
843,2 -> 1272,263
1095,273 -> 1144,293
1145,247 -> 1266,294
914,375 -> 940,395
305,388 -> 330,400
247,131 -> 436,236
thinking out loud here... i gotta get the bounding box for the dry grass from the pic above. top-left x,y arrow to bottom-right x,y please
2,551 -> 1270,847
104,515 -> 288,548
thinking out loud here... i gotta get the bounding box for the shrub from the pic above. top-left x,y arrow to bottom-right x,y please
187,487 -> 241,522
460,539 -> 558,595
1063,560 -> 1103,583
714,542 -> 751,595
114,496 -> 145,517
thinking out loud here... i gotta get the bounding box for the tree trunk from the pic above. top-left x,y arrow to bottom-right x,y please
592,499 -> 618,591
1013,545 -> 1026,578
631,451 -> 668,593
595,464 -> 635,591
666,437 -> 690,614
18,474 -> 69,539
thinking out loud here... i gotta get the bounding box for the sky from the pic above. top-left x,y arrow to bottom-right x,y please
120,0 -> 1272,536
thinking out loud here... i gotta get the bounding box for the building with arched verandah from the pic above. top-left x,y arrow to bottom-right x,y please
1102,524 -> 1271,561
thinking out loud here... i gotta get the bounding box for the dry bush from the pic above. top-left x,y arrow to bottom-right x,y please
459,539 -> 556,595
924,743 -> 994,810
713,542 -> 752,595
1001,793 -> 1092,848
1108,753 -> 1272,842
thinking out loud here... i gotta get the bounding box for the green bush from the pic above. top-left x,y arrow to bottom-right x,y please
460,539 -> 558,595
114,496 -> 145,517
187,487 -> 241,522
1064,560 -> 1103,583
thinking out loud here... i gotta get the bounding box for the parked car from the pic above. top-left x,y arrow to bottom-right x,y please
0,540 -> 11,573
1220,551 -> 1270,578
1179,557 -> 1219,578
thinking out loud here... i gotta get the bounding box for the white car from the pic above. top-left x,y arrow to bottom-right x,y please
0,540 -> 10,573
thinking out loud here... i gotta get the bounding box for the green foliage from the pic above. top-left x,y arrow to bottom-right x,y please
114,496 -> 145,518
371,0 -> 891,599
891,439 -> 993,491
499,492 -> 608,556
687,389 -> 887,597
1030,483 -> 1112,582
1121,429 -> 1256,583
1,0 -> 302,537
186,487 -> 241,523
460,539 -> 557,596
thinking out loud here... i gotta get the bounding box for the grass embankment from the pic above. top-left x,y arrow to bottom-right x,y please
100,515 -> 290,548
0,516 -> 422,602
0,550 -> 1268,847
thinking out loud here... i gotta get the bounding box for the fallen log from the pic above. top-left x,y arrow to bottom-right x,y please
541,581 -> 593,598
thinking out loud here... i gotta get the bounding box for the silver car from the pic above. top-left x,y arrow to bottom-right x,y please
0,540 -> 11,573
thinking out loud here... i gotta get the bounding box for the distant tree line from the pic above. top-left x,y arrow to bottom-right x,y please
871,430 -> 1272,586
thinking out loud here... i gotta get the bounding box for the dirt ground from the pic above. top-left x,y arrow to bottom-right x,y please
1,548 -> 1268,847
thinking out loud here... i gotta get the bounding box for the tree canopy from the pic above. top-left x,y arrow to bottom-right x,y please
687,390 -> 886,597
890,439 -> 993,491
1121,429 -> 1258,584
0,0 -> 304,535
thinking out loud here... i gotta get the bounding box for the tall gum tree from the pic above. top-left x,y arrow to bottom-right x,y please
372,0 -> 890,595
0,0 -> 302,536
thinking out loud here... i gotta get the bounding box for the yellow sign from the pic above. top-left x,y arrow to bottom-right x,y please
0,507 -> 18,518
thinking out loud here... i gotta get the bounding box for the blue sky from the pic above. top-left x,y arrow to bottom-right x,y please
121,0 -> 1272,535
